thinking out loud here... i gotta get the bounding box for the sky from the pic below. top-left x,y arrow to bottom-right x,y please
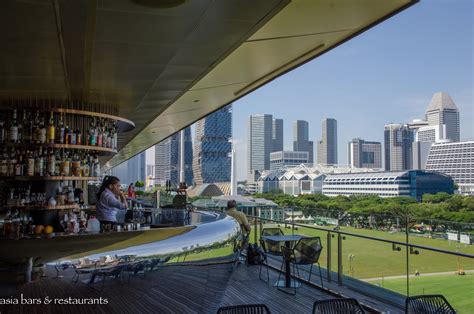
230,0 -> 473,181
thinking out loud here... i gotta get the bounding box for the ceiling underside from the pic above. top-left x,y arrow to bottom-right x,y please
0,0 -> 416,170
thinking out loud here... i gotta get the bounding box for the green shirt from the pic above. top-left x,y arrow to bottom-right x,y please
225,207 -> 250,233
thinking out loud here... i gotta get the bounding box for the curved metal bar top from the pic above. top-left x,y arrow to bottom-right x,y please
56,211 -> 241,265
0,211 -> 241,268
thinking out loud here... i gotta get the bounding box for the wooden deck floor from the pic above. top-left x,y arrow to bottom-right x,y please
0,258 -> 403,313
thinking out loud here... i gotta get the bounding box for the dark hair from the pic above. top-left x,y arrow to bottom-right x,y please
128,183 -> 134,189
227,200 -> 237,209
97,176 -> 120,200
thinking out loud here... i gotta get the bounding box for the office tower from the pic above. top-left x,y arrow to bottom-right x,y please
272,118 -> 283,152
317,118 -> 337,165
348,138 -> 382,169
248,114 -> 273,182
425,92 -> 460,142
293,120 -> 314,163
384,124 -> 414,171
155,127 -> 193,186
109,151 -> 146,185
193,105 -> 232,184
425,141 -> 474,195
412,141 -> 433,170
270,151 -> 309,170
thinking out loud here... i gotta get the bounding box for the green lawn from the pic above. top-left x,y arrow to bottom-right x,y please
165,221 -> 473,312
251,223 -> 474,279
370,273 -> 474,314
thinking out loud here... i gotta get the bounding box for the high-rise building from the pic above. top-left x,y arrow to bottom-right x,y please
384,124 -> 414,171
425,141 -> 474,195
425,92 -> 460,142
272,118 -> 283,153
317,118 -> 337,165
109,151 -> 146,185
248,114 -> 273,182
193,105 -> 232,184
293,120 -> 314,163
270,151 -> 309,170
348,138 -> 382,169
154,127 -> 193,186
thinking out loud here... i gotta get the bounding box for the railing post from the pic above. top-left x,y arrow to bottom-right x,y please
337,233 -> 343,286
254,218 -> 258,244
327,232 -> 332,282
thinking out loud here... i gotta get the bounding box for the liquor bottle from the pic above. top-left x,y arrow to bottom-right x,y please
93,155 -> 100,177
82,155 -> 90,177
15,151 -> 22,176
38,115 -> 46,144
89,118 -> 96,146
76,128 -> 82,145
47,149 -> 55,176
97,119 -> 103,147
33,148 -> 39,176
17,112 -> 23,143
0,117 -> 5,143
48,112 -> 55,144
8,148 -> 16,176
23,111 -> 32,143
112,121 -> 118,150
27,150 -> 34,176
57,113 -> 65,144
54,149 -> 61,176
65,125 -> 70,144
33,111 -> 39,143
34,147 -> 44,176
9,110 -> 18,143
21,150 -> 27,176
71,126 -> 77,145
0,150 -> 8,175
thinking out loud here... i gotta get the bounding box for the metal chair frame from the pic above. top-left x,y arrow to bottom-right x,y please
312,298 -> 365,314
405,294 -> 456,314
217,303 -> 271,314
277,237 -> 324,295
259,228 -> 284,283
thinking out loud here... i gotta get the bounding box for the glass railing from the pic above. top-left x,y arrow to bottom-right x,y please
244,209 -> 474,313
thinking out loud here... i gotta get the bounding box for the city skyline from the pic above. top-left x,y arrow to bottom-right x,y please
231,1 -> 472,181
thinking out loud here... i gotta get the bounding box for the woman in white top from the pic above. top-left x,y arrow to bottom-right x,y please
96,176 -> 128,226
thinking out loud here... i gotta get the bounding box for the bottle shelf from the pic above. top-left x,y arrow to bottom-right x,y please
7,204 -> 80,210
2,142 -> 117,154
51,108 -> 135,132
0,176 -> 98,181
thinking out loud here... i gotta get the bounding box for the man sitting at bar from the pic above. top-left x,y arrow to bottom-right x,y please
96,176 -> 128,230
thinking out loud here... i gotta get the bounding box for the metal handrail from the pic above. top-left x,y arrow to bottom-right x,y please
247,215 -> 474,259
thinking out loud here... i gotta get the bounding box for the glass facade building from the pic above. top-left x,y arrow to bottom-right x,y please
293,120 -> 314,163
317,118 -> 337,165
193,105 -> 232,184
384,123 -> 414,171
348,138 -> 382,169
323,170 -> 454,200
154,127 -> 193,186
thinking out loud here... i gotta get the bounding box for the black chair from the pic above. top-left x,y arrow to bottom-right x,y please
127,261 -> 147,281
259,228 -> 284,283
278,237 -> 323,294
217,304 -> 271,314
90,264 -> 128,291
313,298 -> 365,314
405,295 -> 456,314
146,256 -> 170,272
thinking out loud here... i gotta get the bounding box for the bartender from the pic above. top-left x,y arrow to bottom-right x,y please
96,176 -> 128,228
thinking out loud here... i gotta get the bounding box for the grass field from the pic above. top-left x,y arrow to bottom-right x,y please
370,273 -> 474,313
251,223 -> 474,279
169,221 -> 473,311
